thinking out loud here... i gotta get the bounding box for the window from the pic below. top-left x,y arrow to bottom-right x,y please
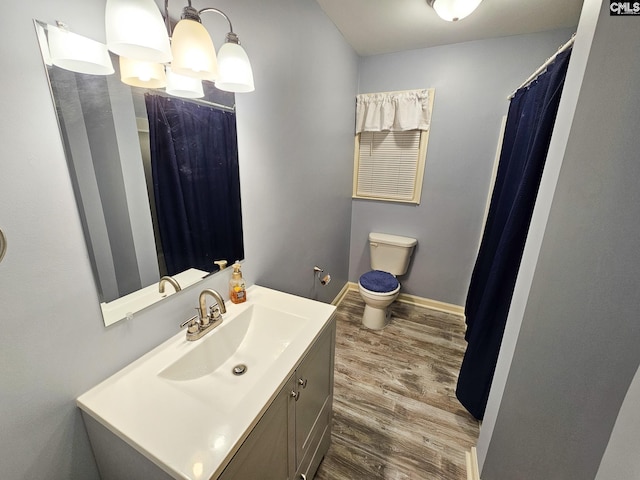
353,130 -> 428,203
352,88 -> 434,204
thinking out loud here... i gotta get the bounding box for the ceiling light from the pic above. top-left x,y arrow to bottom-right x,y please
427,0 -> 483,22
47,22 -> 114,76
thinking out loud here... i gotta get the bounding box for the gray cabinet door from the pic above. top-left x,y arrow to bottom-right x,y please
294,322 -> 335,468
218,376 -> 294,480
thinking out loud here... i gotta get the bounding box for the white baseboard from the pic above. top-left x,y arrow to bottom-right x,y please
344,282 -> 465,317
466,447 -> 480,480
397,291 -> 465,317
331,282 -> 351,306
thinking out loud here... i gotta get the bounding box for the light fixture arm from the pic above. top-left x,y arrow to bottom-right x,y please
162,0 -> 206,34
164,0 -> 172,35
162,1 -> 237,43
199,8 -> 233,33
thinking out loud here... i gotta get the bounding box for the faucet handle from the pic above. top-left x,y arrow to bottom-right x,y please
210,304 -> 222,320
180,314 -> 200,334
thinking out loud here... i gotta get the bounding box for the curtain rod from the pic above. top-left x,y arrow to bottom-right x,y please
508,33 -> 576,100
148,90 -> 236,112
357,88 -> 431,98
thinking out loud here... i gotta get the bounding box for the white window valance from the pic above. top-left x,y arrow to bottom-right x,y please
355,89 -> 432,134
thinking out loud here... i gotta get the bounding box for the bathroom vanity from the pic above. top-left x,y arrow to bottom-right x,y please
77,286 -> 336,479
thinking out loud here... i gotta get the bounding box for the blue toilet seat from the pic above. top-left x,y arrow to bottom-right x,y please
359,270 -> 399,293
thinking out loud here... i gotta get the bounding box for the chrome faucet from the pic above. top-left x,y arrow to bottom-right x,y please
199,288 -> 227,318
180,288 -> 226,341
159,275 -> 181,294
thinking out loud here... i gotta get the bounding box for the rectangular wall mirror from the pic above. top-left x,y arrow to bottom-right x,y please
34,20 -> 245,326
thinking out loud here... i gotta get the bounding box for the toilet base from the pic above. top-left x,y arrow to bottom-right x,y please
362,304 -> 392,330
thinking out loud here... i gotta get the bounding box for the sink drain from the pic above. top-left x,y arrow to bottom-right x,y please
232,364 -> 248,376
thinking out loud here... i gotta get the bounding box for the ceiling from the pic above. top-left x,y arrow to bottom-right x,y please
315,0 -> 584,56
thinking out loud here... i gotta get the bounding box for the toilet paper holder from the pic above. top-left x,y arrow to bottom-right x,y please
313,266 -> 331,286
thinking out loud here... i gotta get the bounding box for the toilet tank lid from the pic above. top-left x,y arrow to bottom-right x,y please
369,232 -> 417,247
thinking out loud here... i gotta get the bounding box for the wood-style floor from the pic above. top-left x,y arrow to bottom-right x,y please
315,290 -> 479,480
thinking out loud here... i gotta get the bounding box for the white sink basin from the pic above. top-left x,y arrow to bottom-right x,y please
158,304 -> 309,413
77,285 -> 335,480
159,304 -> 307,381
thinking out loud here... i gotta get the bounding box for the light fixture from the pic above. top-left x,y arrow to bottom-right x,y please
170,7 -> 218,81
427,0 -> 483,22
215,32 -> 255,93
165,66 -> 205,98
105,0 -> 172,63
119,57 -> 166,88
170,6 -> 254,93
48,22 -> 114,75
105,0 -> 254,93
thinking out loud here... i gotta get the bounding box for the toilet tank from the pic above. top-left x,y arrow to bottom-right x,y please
369,232 -> 417,275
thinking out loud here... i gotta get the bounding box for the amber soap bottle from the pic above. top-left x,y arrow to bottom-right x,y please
229,262 -> 247,304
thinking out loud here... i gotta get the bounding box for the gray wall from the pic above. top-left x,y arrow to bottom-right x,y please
230,0 -> 357,301
351,28 -> 575,306
481,1 -> 640,478
0,0 -> 357,478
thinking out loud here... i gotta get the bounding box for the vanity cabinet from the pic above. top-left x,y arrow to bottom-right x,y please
78,286 -> 337,480
219,317 -> 335,480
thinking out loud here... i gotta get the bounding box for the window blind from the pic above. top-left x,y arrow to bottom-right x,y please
356,130 -> 421,201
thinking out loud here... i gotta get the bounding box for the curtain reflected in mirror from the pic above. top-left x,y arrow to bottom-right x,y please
145,94 -> 243,277
34,20 -> 244,325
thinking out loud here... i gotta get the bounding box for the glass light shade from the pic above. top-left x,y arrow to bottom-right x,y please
105,0 -> 172,63
165,67 -> 204,98
170,19 -> 218,81
119,57 -> 166,88
48,25 -> 114,75
431,0 -> 483,21
215,42 -> 255,93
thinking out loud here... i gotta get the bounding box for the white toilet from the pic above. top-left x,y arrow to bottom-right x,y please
358,232 -> 417,330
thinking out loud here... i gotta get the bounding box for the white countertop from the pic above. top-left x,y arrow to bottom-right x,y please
78,285 -> 336,479
101,268 -> 209,326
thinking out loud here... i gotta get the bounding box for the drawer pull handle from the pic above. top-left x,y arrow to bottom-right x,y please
298,378 -> 307,388
290,390 -> 299,400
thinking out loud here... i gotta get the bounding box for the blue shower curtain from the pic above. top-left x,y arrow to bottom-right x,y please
145,94 -> 244,276
456,48 -> 572,420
